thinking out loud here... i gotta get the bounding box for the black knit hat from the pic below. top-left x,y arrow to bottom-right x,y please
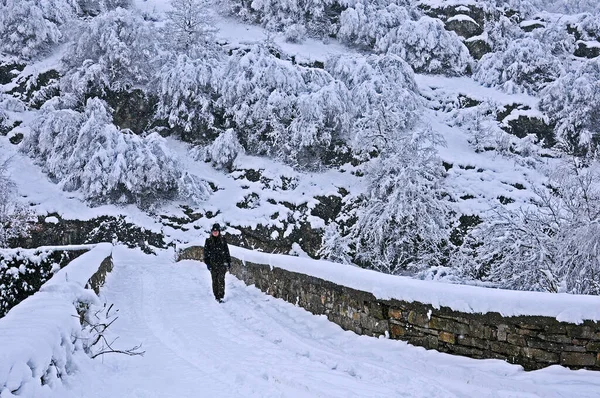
211,223 -> 221,232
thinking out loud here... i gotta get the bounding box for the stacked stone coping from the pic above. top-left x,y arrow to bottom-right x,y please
177,245 -> 600,371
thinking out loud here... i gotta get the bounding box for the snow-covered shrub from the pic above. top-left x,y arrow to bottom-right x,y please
0,248 -> 86,315
345,128 -> 450,274
326,53 -> 422,153
77,0 -> 132,16
202,128 -> 244,171
474,37 -> 563,94
530,17 -> 576,56
539,58 -> 600,155
284,23 -> 307,43
458,157 -> 600,294
0,159 -> 33,248
231,0 -> 338,37
338,3 -> 471,75
154,52 -> 222,138
484,15 -> 525,52
22,98 -> 184,206
531,0 -> 600,14
61,8 -> 160,99
0,0 -> 79,59
219,45 -> 354,168
380,16 -> 472,75
338,2 -> 411,49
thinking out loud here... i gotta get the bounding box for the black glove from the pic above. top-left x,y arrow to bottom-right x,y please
206,263 -> 211,271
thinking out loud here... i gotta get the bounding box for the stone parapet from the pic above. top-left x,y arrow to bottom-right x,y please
178,246 -> 600,371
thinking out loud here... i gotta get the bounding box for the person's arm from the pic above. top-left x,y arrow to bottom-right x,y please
223,238 -> 232,270
204,238 -> 211,270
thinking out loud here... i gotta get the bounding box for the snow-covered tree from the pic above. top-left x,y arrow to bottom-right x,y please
326,53 -> 422,153
287,79 -> 351,167
474,37 -> 564,94
22,98 -> 208,207
201,128 -> 244,171
539,58 -> 600,155
164,0 -> 217,55
345,128 -> 450,274
154,0 -> 223,138
0,158 -> 32,248
458,157 -> 600,294
61,8 -> 160,99
0,0 -> 79,59
217,44 -> 304,155
154,53 -> 222,139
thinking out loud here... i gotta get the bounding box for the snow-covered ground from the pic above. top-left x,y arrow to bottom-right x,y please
42,247 -> 600,397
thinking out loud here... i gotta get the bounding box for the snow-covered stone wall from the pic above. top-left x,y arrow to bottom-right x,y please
178,244 -> 600,371
0,243 -> 113,396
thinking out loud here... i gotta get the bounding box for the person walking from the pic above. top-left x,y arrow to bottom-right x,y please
204,223 -> 231,303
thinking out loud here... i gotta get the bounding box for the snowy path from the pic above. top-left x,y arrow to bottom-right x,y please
52,247 -> 600,397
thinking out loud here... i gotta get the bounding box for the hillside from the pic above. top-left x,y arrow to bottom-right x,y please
1,0 -> 599,294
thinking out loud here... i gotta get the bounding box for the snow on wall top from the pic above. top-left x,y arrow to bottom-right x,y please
180,242 -> 600,323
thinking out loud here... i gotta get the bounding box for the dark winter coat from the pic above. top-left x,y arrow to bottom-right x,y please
204,235 -> 231,271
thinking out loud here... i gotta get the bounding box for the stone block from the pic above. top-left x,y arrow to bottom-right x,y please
560,352 -> 597,367
390,323 -> 407,339
586,341 -> 600,352
490,341 -> 521,357
542,334 -> 572,344
388,307 -> 403,320
428,316 -> 469,335
413,325 -> 439,336
507,333 -> 526,346
407,310 -> 429,327
457,335 -> 488,350
544,324 -> 568,334
368,302 -> 387,320
497,324 -> 509,342
439,331 -> 456,345
566,325 -> 595,339
449,344 -> 484,359
522,347 -> 559,363
562,345 -> 587,353
514,327 -> 540,337
468,324 -> 495,340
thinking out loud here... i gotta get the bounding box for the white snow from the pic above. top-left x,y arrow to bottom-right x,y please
40,247 -> 600,397
447,14 -> 479,25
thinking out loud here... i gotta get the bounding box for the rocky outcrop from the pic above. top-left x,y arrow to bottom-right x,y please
464,37 -> 491,60
575,41 -> 600,59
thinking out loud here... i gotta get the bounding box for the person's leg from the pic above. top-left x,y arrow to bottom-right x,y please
211,269 -> 220,300
216,268 -> 226,301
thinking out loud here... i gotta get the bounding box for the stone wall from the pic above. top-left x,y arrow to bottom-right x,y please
177,246 -> 600,371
